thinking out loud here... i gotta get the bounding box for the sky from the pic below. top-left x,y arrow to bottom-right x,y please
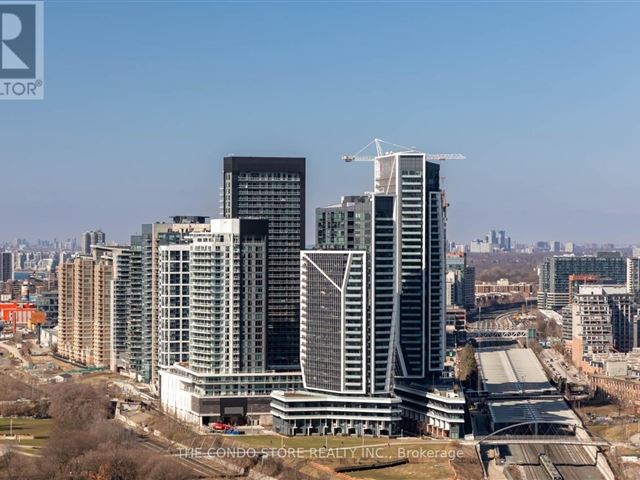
2,1 -> 639,246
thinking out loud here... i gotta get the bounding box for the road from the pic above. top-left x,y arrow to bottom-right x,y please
539,348 -> 588,386
0,341 -> 29,367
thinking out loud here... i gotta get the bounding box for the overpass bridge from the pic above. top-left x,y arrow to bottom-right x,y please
480,436 -> 609,448
463,329 -> 528,339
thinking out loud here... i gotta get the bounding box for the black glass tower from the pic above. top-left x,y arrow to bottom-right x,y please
223,156 -> 306,370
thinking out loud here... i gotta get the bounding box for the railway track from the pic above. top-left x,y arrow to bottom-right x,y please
138,435 -> 239,479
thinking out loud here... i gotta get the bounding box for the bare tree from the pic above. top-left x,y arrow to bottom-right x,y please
70,444 -> 139,480
0,450 -> 41,480
47,383 -> 110,429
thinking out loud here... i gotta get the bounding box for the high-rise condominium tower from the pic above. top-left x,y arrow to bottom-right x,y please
374,152 -> 446,377
159,219 -> 302,426
58,256 -> 94,364
313,194 -> 397,394
272,194 -> 402,436
158,243 -> 191,370
188,219 -> 269,374
138,216 -> 210,385
223,157 -> 305,370
272,151 -> 457,437
571,285 -> 638,366
538,252 -> 627,310
57,246 -> 132,370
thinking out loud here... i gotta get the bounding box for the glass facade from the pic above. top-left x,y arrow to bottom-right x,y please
188,219 -> 268,375
159,244 -> 190,369
375,154 -> 446,380
223,157 -> 305,371
300,251 -> 366,394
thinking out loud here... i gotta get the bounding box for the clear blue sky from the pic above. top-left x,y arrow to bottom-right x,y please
2,1 -> 639,245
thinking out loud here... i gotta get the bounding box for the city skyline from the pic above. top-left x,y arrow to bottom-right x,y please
1,3 -> 639,244
1,3 -> 638,479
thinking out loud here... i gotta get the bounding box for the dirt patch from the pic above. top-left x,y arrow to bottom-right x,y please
450,445 -> 483,480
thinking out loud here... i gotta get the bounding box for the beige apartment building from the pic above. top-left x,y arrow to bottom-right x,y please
57,246 -> 130,369
92,259 -> 112,368
58,256 -> 95,364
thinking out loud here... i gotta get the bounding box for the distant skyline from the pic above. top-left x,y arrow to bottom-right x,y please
2,2 -> 639,244
3,231 -> 637,249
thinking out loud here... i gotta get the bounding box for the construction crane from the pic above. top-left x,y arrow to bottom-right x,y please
342,138 -> 465,162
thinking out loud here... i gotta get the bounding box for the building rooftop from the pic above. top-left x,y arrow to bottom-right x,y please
577,284 -> 628,296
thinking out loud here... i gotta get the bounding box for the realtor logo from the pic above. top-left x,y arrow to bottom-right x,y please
0,1 -> 43,99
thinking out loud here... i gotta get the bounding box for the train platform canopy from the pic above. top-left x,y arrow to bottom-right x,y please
477,347 -> 556,397
488,397 -> 580,430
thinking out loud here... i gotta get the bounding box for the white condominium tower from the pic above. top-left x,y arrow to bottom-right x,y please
188,219 -> 269,374
374,152 -> 446,377
136,216 -> 210,385
159,219 -> 302,426
271,193 -> 403,436
158,243 -> 191,370
300,250 -> 368,394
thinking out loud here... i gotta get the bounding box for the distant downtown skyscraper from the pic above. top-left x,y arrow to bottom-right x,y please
81,230 -> 106,256
223,156 -> 306,370
0,252 -> 13,283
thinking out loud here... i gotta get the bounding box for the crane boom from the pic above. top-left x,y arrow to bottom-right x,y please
342,138 -> 466,162
425,154 -> 466,161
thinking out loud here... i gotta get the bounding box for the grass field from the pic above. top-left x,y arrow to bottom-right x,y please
349,461 -> 453,480
0,417 -> 53,447
234,435 -> 461,478
234,436 -> 457,465
589,423 -> 640,443
235,434 -> 389,450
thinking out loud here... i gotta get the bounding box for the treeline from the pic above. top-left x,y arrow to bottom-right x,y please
468,253 -> 542,284
0,383 -> 191,480
0,375 -> 38,402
